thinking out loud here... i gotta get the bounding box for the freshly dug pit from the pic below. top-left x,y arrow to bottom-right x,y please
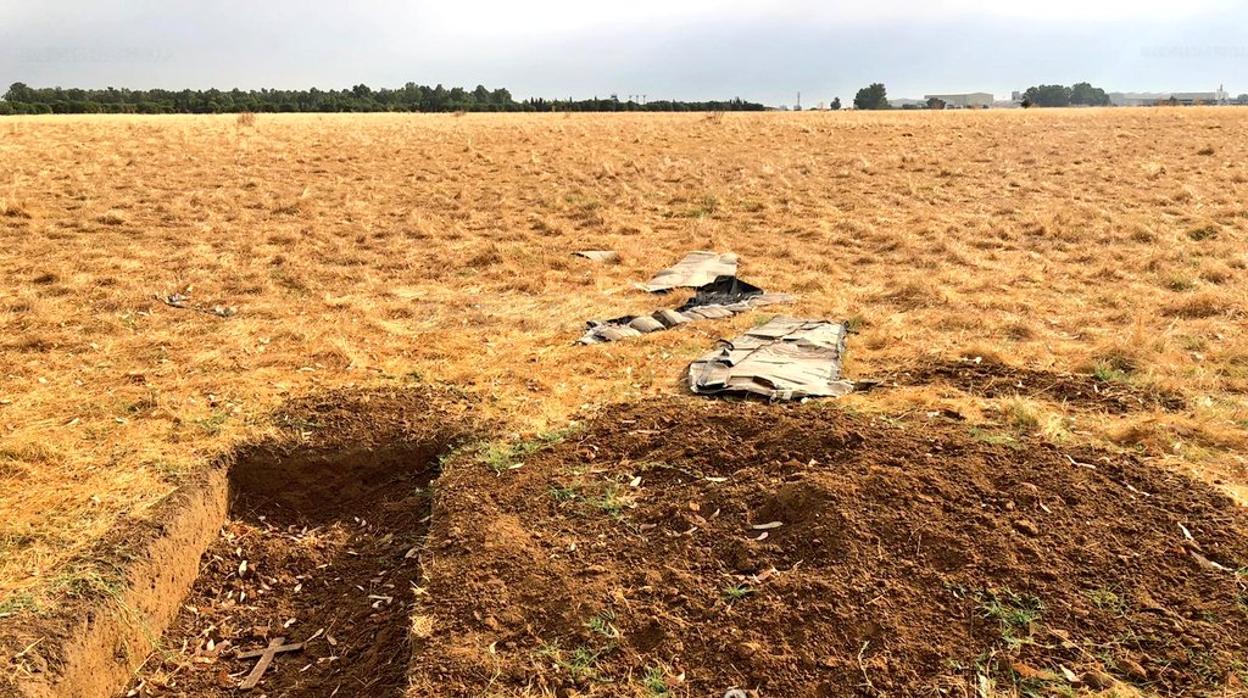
411,398 -> 1248,697
126,389 -> 477,697
889,357 -> 1186,413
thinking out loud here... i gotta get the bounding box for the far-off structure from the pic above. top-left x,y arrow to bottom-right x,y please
1108,87 -> 1230,106
924,92 -> 993,108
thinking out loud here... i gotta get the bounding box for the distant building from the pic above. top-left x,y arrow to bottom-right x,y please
923,92 -> 993,109
1170,90 -> 1228,105
887,98 -> 925,109
1109,87 -> 1229,106
1108,92 -> 1166,107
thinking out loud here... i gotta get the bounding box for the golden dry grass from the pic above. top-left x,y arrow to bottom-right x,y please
1,108 -> 1246,614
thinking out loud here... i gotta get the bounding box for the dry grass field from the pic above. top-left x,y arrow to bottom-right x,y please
1,109 -> 1247,694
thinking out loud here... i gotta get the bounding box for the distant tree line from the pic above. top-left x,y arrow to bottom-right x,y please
0,82 -> 765,115
1021,82 -> 1110,108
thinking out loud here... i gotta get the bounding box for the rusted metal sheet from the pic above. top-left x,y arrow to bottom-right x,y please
641,251 -> 738,292
577,275 -> 792,345
688,317 -> 854,400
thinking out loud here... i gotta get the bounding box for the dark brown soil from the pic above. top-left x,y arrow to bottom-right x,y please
410,398 -> 1248,697
126,388 -> 480,697
889,357 -> 1186,413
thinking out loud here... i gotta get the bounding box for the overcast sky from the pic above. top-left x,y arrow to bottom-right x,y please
1,0 -> 1244,105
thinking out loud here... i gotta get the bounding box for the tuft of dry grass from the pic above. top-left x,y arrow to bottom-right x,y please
0,108 -> 1246,612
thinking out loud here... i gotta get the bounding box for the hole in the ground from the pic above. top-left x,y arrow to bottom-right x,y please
129,438 -> 453,696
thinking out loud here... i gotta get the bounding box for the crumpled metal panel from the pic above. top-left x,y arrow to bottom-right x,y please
688,317 -> 854,400
576,280 -> 792,345
641,251 -> 738,292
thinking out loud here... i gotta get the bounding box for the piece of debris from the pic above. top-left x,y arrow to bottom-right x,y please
688,316 -> 854,400
572,250 -> 620,263
237,636 -> 305,690
1190,550 -> 1230,572
676,276 -> 775,311
578,275 -> 792,345
156,293 -> 237,318
161,292 -> 191,308
641,251 -> 738,292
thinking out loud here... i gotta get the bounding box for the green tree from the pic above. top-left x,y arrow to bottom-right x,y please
1070,82 -> 1110,106
853,83 -> 889,110
5,82 -> 34,102
829,97 -> 841,110
1022,84 -> 1072,107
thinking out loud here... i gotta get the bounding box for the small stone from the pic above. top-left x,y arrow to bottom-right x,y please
1118,657 -> 1148,681
1014,519 -> 1039,536
1082,670 -> 1114,689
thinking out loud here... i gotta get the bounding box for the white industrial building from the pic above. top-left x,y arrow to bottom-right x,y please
923,92 -> 994,108
1109,87 -> 1229,106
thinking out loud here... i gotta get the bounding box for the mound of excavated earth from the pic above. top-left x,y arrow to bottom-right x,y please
411,398 -> 1248,697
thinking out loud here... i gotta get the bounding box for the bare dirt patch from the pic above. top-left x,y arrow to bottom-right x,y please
888,356 -> 1186,413
411,398 -> 1248,697
125,388 -> 479,697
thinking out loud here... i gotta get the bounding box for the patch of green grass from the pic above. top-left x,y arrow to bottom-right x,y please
549,484 -> 582,503
640,663 -> 674,696
1016,674 -> 1075,698
591,482 -> 634,518
276,414 -> 323,432
0,592 -> 40,618
1092,361 -> 1130,384
585,610 -> 620,640
1164,275 -> 1196,292
722,583 -> 754,603
1189,650 -> 1237,686
978,588 -> 1044,649
193,412 -> 229,436
55,566 -> 124,600
537,642 -> 605,683
1087,587 -> 1128,617
678,194 -> 719,218
1003,400 -> 1039,432
969,427 -> 1019,449
480,424 -> 582,474
845,314 -> 867,333
1181,336 -> 1209,352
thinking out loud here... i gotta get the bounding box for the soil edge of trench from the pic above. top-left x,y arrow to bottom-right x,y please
4,467 -> 229,698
